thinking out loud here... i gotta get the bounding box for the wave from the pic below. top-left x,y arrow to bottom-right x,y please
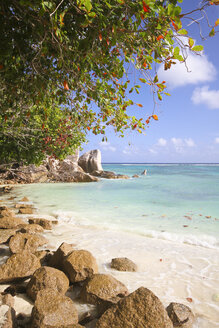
54,210 -> 219,250
136,229 -> 219,250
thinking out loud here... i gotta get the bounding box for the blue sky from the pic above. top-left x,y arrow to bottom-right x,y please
82,1 -> 219,163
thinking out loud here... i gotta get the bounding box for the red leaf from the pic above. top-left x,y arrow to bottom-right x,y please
171,20 -> 178,31
137,103 -> 143,107
157,35 -> 164,41
63,80 -> 69,90
142,1 -> 150,12
186,297 -> 193,303
99,33 -> 102,42
0,64 -> 3,70
106,38 -> 110,46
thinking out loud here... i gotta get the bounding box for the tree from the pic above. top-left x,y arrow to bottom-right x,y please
0,0 -> 218,165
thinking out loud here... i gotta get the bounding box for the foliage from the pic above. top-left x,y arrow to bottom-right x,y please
0,0 -> 218,164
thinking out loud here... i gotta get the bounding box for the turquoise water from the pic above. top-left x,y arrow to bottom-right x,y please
14,164 -> 219,249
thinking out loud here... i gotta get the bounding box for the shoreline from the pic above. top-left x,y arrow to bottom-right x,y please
1,186 -> 219,327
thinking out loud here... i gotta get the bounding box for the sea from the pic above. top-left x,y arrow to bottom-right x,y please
6,163 -> 219,327
13,163 -> 219,249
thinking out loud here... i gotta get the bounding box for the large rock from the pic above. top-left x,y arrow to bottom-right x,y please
0,229 -> 17,244
47,157 -> 98,183
9,233 -> 48,254
27,266 -> 69,301
0,250 -> 41,283
78,150 -> 103,174
98,171 -> 129,180
0,216 -> 24,229
30,290 -> 78,328
166,302 -> 195,328
80,274 -> 128,306
96,287 -> 173,328
48,242 -> 75,271
110,257 -> 137,272
15,164 -> 48,183
63,249 -> 98,283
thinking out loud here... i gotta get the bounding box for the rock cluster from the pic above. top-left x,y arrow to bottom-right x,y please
0,193 -> 195,328
0,149 -> 130,184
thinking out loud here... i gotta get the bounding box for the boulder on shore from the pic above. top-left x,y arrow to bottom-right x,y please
80,274 -> 128,312
78,149 -> 103,173
27,266 -> 69,301
0,229 -> 17,244
96,287 -> 173,328
30,290 -> 78,328
48,242 -> 76,271
110,257 -> 137,272
9,232 -> 48,254
0,250 -> 41,283
63,249 -> 98,283
166,302 -> 195,328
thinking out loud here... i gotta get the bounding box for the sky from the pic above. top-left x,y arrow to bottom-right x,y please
82,1 -> 219,163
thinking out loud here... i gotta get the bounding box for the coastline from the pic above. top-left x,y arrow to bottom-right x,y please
1,186 -> 219,327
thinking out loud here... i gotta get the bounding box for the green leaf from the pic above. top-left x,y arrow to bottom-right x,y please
209,28 -> 215,37
83,0 -> 92,12
188,38 -> 194,48
178,29 -> 188,35
191,45 -> 204,52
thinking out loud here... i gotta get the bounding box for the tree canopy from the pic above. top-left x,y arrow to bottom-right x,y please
0,0 -> 218,165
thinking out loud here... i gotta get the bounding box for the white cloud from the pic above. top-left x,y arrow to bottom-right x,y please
157,138 -> 167,147
191,86 -> 219,109
185,138 -> 196,147
99,141 -> 116,152
149,148 -> 157,154
215,137 -> 219,144
158,53 -> 217,88
171,137 -> 195,153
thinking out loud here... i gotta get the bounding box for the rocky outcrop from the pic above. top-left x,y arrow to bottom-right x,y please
9,233 -> 48,254
28,218 -> 53,230
47,158 -> 98,183
166,302 -> 194,328
15,164 -> 48,183
141,169 -> 147,175
0,206 -> 16,218
30,290 -> 78,328
0,229 -> 17,244
18,206 -> 34,214
80,274 -> 128,308
92,170 -> 129,180
63,249 -> 98,283
110,257 -> 137,272
48,242 -> 75,271
0,250 -> 41,283
96,287 -> 173,328
0,215 -> 24,229
78,150 -> 103,173
18,224 -> 44,234
27,266 -> 69,301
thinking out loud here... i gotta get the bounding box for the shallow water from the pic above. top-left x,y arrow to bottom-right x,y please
12,164 -> 219,249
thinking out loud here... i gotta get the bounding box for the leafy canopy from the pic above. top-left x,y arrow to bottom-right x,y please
0,0 -> 218,165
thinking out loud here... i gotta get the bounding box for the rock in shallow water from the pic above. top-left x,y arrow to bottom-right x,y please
110,257 -> 137,272
166,302 -> 194,328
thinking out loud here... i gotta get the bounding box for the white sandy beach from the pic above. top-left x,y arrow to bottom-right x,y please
1,203 -> 218,327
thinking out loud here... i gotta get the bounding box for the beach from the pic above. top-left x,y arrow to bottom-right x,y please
0,163 -> 219,327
